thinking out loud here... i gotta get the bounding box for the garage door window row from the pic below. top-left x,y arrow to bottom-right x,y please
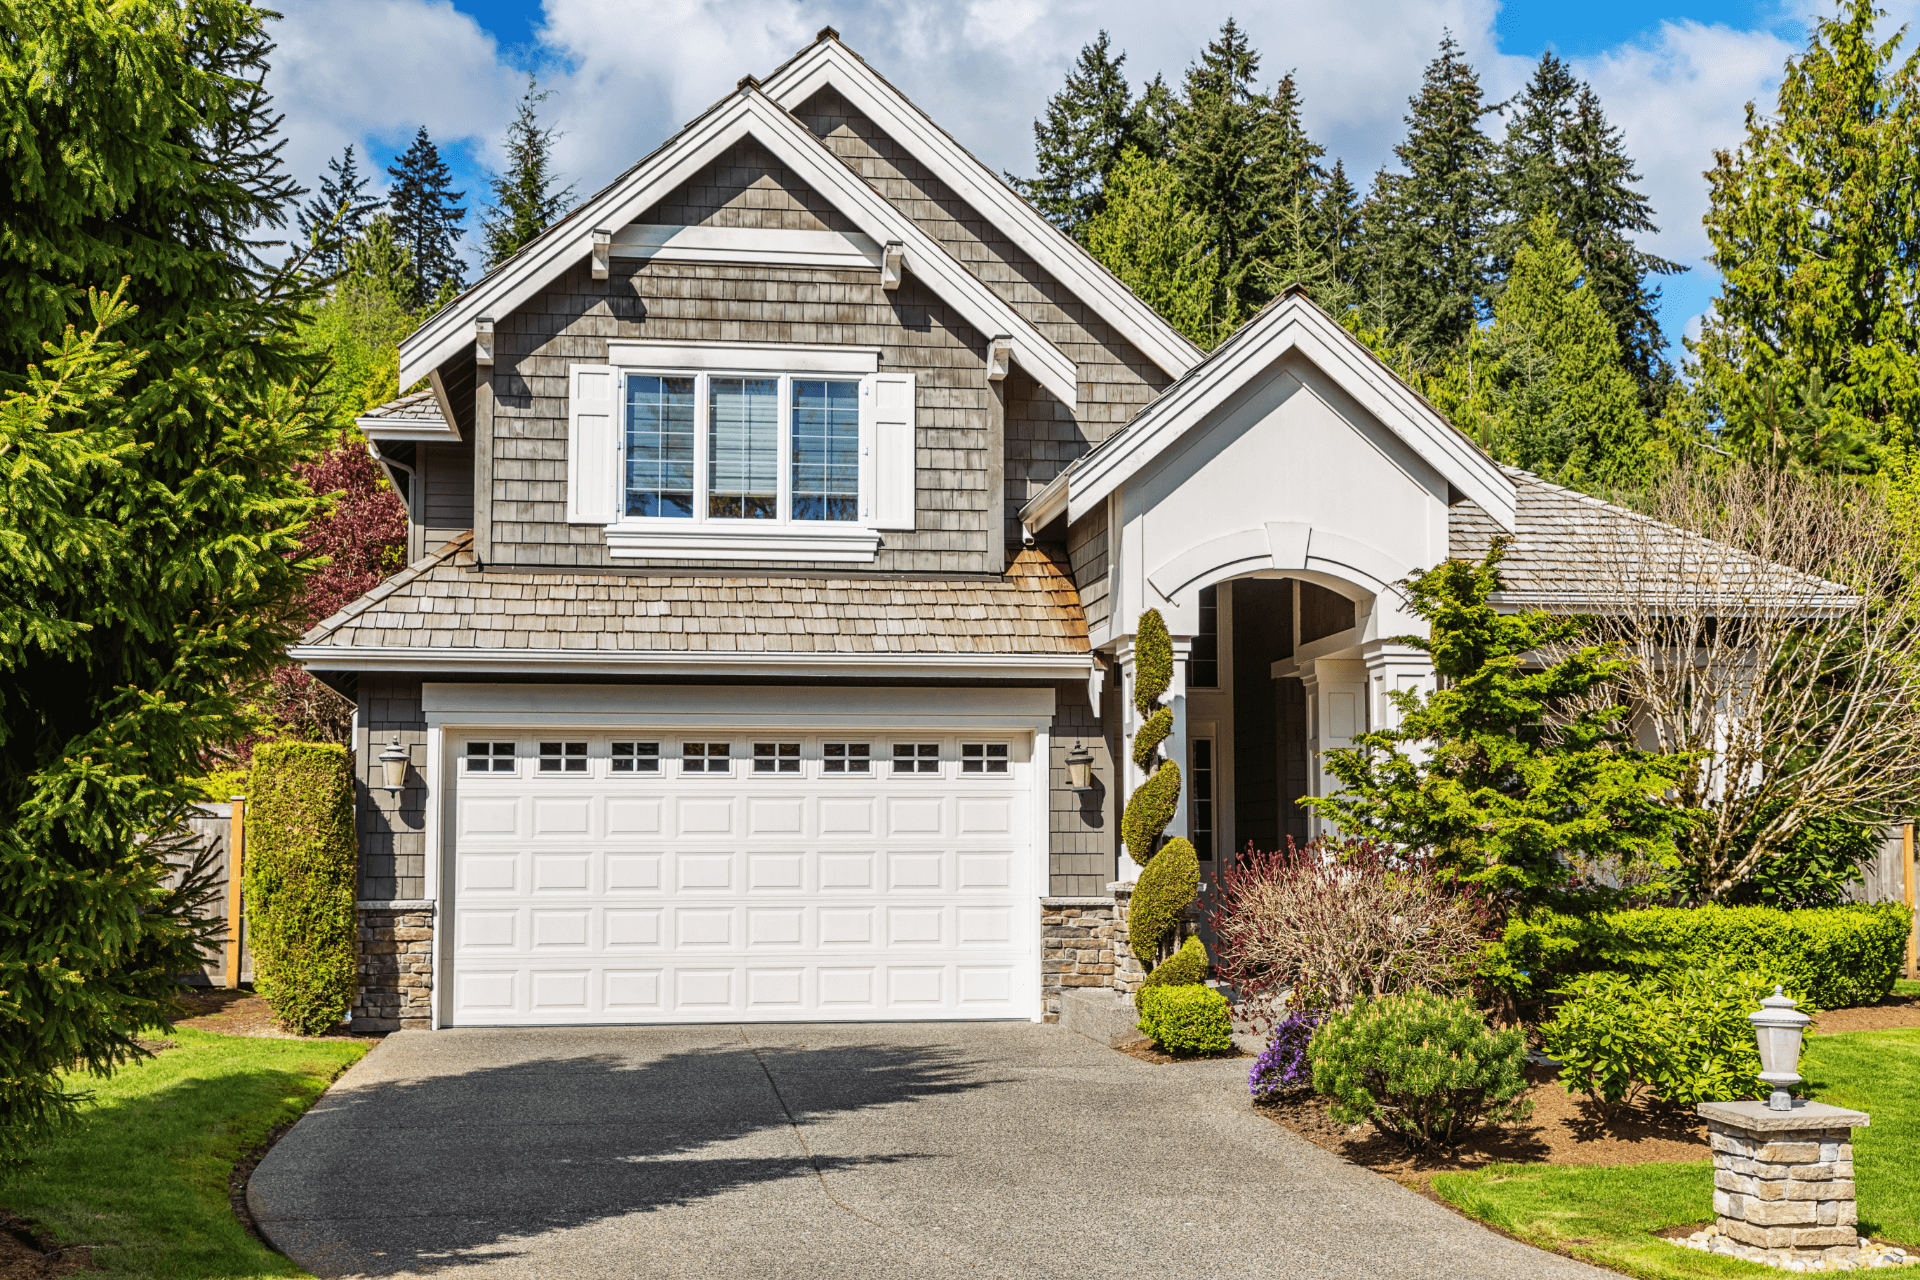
466,739 -> 1012,779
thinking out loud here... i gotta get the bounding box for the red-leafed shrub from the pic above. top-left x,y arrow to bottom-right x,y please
1209,837 -> 1491,1023
294,434 -> 407,624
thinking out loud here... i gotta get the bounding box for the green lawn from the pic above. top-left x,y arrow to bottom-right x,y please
1433,1027 -> 1920,1279
6,1027 -> 367,1279
1895,978 -> 1920,999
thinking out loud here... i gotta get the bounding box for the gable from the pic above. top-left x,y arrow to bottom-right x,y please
398,34 -> 1201,412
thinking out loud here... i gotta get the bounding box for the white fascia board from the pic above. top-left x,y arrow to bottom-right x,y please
289,645 -> 1093,682
763,41 -> 1203,382
422,681 -> 1056,728
355,418 -> 462,443
1066,298 -> 1517,531
607,339 -> 880,373
399,91 -> 1080,407
1019,470 -> 1070,532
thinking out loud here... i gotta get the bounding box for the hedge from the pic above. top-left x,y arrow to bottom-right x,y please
244,742 -> 358,1035
1486,902 -> 1911,1013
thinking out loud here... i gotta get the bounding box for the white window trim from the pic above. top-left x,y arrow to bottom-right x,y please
608,339 -> 881,373
591,363 -> 885,565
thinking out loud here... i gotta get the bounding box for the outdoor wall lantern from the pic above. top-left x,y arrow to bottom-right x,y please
1065,740 -> 1096,793
376,736 -> 410,795
1751,984 -> 1812,1110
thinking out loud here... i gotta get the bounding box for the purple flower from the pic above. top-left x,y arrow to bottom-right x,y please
1250,1007 -> 1323,1100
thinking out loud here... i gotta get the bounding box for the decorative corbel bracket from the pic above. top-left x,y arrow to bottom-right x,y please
591,229 -> 611,280
987,335 -> 1013,383
474,317 -> 495,367
880,240 -> 904,291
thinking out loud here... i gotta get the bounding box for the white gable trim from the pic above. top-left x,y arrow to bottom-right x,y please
1146,524 -> 1409,606
1065,296 -> 1516,531
611,223 -> 882,270
763,38 -> 1204,382
397,89 -> 1080,406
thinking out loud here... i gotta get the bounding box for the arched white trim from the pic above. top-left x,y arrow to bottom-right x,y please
1146,524 -> 1410,608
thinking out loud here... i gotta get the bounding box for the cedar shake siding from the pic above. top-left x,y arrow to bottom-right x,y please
419,441 -> 473,557
641,136 -> 856,233
486,260 -> 995,573
1067,502 -> 1110,638
357,674 -> 427,900
791,86 -> 1173,534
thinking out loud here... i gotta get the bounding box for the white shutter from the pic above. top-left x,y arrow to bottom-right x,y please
567,365 -> 618,525
863,372 -> 915,531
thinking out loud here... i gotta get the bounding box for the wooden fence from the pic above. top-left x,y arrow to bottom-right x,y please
175,801 -> 252,987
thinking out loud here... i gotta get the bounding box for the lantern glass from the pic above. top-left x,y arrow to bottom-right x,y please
377,736 -> 410,793
1064,740 -> 1095,793
1749,984 -> 1810,1110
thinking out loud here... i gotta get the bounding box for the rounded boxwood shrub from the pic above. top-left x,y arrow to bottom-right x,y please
1129,836 -> 1198,968
1310,992 -> 1532,1151
245,742 -> 358,1035
1137,983 -> 1232,1056
1136,933 -> 1209,1010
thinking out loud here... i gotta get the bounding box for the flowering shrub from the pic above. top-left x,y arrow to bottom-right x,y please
1209,836 -> 1490,1022
1249,1007 -> 1323,1100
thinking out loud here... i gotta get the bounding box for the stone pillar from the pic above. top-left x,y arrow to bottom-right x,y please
1106,883 -> 1151,994
355,902 -> 434,1031
1698,1100 -> 1871,1265
1038,897 -> 1119,1020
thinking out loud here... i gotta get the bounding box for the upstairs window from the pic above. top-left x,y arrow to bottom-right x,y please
624,375 -> 695,518
791,379 -> 860,521
708,376 -> 779,519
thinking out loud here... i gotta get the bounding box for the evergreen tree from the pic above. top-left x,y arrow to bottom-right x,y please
1316,158 -> 1364,293
481,75 -> 576,269
1367,34 -> 1498,363
1082,149 -> 1234,347
296,144 -> 383,278
301,215 -> 418,425
1010,32 -> 1153,236
0,0 -> 329,1168
1170,19 -> 1309,316
1307,545 -> 1698,907
1440,212 -> 1651,492
1496,56 -> 1683,399
1696,0 -> 1920,471
387,126 -> 467,308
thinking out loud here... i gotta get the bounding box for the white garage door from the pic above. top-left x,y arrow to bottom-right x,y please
445,731 -> 1036,1025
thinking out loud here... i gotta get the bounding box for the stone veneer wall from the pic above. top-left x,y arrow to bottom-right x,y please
355,904 -> 433,1031
1039,898 -> 1118,1021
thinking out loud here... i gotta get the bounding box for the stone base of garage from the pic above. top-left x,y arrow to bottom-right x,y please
355,902 -> 434,1032
1039,898 -> 1120,1021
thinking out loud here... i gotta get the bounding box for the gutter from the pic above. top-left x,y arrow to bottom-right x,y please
287,646 -> 1096,683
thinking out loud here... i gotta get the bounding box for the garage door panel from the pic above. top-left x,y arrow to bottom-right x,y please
447,731 -> 1032,1026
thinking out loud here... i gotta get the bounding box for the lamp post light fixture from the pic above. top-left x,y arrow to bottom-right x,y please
376,735 -> 410,795
1064,740 -> 1096,793
1751,984 -> 1812,1111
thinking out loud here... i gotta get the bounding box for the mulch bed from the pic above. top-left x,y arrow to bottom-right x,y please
170,989 -> 383,1041
1257,1063 -> 1708,1190
0,1216 -> 97,1280
1812,992 -> 1920,1035
1113,1037 -> 1248,1065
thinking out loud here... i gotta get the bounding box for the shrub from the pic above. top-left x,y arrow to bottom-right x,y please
1136,933 -> 1209,1011
1541,964 -> 1803,1116
1482,901 -> 1909,1014
1309,992 -> 1532,1151
1137,984 -> 1233,1056
245,742 -> 358,1036
1249,1006 -> 1323,1100
1131,707 -> 1172,769
1121,761 -> 1180,863
1129,837 -> 1198,968
1209,837 -> 1489,1018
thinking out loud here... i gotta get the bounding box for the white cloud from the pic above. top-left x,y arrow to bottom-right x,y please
1573,20 -> 1796,272
263,0 -> 1820,347
270,0 -> 524,202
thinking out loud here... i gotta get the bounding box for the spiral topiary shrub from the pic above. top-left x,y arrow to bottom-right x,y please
1130,837 -> 1198,968
1131,707 -> 1172,769
1133,608 -> 1172,714
1136,933 -> 1210,1010
1121,760 -> 1180,864
245,742 -> 358,1035
1137,983 -> 1233,1056
1310,992 -> 1532,1151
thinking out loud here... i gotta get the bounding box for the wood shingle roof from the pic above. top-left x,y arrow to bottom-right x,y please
300,532 -> 1089,656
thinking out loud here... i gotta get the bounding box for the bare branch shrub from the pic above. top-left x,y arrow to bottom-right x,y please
1571,460 -> 1920,898
1208,837 -> 1490,1026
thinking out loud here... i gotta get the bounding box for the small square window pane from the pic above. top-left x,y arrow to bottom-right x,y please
824,743 -> 870,774
752,742 -> 801,774
961,743 -> 1009,774
611,742 -> 660,774
892,743 -> 939,774
538,741 -> 587,773
467,741 -> 515,773
683,742 -> 730,774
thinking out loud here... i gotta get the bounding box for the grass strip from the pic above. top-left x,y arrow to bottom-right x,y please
1432,1027 -> 1920,1278
4,1026 -> 367,1279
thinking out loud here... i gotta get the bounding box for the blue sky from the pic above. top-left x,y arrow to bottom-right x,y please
267,0 -> 1857,363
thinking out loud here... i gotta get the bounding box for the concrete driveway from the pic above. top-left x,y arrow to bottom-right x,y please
250,1022 -> 1607,1280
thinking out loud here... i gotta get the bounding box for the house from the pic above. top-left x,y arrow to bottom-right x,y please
297,30 -> 1634,1031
